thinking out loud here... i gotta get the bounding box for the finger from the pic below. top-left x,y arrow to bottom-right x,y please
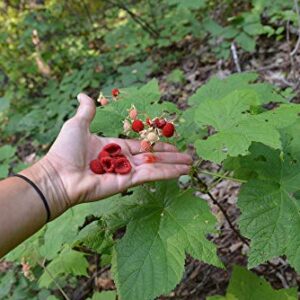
133,152 -> 193,166
132,163 -> 190,185
126,139 -> 178,154
75,93 -> 96,125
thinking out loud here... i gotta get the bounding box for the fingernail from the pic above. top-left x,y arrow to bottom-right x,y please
77,93 -> 82,102
183,165 -> 191,174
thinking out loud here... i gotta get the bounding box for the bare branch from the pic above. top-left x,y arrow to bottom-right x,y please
231,42 -> 241,73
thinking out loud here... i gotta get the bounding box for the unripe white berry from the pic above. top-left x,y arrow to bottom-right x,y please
123,119 -> 131,133
147,132 -> 159,143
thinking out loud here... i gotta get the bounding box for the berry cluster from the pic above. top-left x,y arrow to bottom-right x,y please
123,105 -> 176,152
97,88 -> 120,106
89,143 -> 132,175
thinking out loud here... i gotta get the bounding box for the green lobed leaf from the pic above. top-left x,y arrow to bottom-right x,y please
208,265 -> 297,300
73,221 -> 114,254
167,0 -> 206,9
88,291 -> 117,300
188,72 -> 285,106
0,145 -> 16,162
0,164 -> 9,179
112,181 -> 221,300
234,123 -> 300,271
195,90 -> 298,162
39,200 -> 118,260
0,97 -> 10,112
39,247 -> 89,288
0,270 -> 15,299
194,95 -> 300,163
176,108 -> 206,150
166,69 -> 185,83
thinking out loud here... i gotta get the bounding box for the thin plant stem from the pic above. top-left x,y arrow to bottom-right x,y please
39,260 -> 71,300
199,170 -> 246,184
191,170 -> 249,245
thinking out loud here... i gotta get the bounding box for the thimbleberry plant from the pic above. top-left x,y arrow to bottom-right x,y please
6,74 -> 300,300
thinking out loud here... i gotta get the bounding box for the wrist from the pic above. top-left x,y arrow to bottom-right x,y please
20,157 -> 71,221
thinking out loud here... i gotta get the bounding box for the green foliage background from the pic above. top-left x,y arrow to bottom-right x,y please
1,0 -> 300,299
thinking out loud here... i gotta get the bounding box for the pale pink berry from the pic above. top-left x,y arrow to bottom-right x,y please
100,97 -> 109,106
129,108 -> 138,119
123,119 -> 131,133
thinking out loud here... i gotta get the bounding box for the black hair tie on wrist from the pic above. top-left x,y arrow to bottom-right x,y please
13,174 -> 51,223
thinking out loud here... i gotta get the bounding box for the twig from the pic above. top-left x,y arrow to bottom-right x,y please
107,0 -> 159,38
231,42 -> 241,73
147,0 -> 158,34
73,265 -> 111,300
81,1 -> 93,26
39,259 -> 71,300
192,171 -> 249,246
206,190 -> 249,245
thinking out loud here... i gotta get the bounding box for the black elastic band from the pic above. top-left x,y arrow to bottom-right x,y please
13,174 -> 51,223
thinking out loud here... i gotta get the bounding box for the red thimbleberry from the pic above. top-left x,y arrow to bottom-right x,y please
132,119 -> 144,132
162,122 -> 175,137
114,157 -> 132,174
103,143 -> 122,157
90,159 -> 105,174
112,88 -> 120,97
154,118 -> 167,129
140,140 -> 152,152
146,117 -> 152,126
98,150 -> 110,159
100,157 -> 115,173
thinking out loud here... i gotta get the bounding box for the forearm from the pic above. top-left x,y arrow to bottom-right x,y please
0,158 -> 69,257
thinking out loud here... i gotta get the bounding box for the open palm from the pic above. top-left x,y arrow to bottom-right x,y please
45,93 -> 192,208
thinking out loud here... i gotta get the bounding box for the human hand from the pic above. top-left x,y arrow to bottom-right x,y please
22,94 -> 192,220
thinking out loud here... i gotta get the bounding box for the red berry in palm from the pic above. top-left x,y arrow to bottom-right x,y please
100,157 -> 115,173
162,122 -> 175,137
114,157 -> 132,174
98,150 -> 110,159
112,88 -> 120,97
103,143 -> 122,157
90,159 -> 105,174
132,119 -> 144,132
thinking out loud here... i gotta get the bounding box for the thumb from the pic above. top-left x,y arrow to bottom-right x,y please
75,93 -> 96,125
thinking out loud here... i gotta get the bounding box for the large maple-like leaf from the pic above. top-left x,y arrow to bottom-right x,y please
194,92 -> 300,163
39,246 -> 89,288
189,72 -> 285,106
233,123 -> 300,271
111,181 -> 221,300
